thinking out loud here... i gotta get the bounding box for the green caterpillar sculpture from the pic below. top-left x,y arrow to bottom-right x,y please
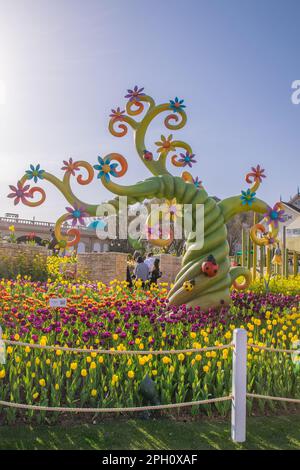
9,86 -> 284,310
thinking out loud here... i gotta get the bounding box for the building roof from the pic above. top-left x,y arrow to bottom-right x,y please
286,216 -> 300,230
281,202 -> 300,214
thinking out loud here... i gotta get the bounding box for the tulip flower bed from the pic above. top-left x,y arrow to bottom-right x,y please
0,277 -> 299,424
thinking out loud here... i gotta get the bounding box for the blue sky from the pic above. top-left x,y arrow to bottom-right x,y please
0,0 -> 299,221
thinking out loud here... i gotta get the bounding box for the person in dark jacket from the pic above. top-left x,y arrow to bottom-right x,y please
126,266 -> 133,289
150,258 -> 162,285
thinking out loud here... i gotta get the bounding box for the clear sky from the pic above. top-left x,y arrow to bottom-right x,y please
0,0 -> 299,222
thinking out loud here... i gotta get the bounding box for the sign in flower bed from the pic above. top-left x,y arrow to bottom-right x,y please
0,278 -> 299,424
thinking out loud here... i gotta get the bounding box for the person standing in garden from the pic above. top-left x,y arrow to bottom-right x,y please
150,258 -> 162,285
145,252 -> 155,271
134,256 -> 149,287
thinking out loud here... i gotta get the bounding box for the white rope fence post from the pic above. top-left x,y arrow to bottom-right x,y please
231,328 -> 247,443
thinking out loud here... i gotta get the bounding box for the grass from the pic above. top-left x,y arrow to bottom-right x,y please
0,415 -> 300,450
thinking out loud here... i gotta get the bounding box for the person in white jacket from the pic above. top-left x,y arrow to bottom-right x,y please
144,252 -> 155,272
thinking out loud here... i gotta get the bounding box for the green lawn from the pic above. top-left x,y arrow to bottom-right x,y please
0,415 -> 299,450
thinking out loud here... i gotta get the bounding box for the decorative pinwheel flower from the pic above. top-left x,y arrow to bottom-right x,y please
124,86 -> 145,102
65,203 -> 89,227
240,189 -> 256,206
109,107 -> 126,121
93,156 -> 119,182
192,176 -> 203,189
61,158 -> 80,176
264,204 -> 285,228
169,97 -> 186,113
25,164 -> 45,183
178,152 -> 197,167
155,135 -> 176,153
246,164 -> 266,183
8,181 -> 32,205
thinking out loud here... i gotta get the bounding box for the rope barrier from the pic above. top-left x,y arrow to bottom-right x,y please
2,339 -> 232,355
0,396 -> 232,413
247,393 -> 300,404
247,344 -> 298,354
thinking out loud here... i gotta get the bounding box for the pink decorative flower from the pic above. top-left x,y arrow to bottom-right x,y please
61,158 -> 80,176
246,165 -> 266,183
7,181 -> 32,205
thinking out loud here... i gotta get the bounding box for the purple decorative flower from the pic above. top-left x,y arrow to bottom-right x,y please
125,86 -> 145,102
65,203 -> 89,227
109,107 -> 126,120
178,152 -> 197,168
7,181 -> 32,205
264,204 -> 285,228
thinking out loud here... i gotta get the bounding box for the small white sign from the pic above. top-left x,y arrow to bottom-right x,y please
0,340 -> 6,365
49,298 -> 67,308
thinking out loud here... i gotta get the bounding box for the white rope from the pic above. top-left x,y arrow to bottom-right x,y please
2,339 -> 232,355
247,393 -> 300,404
248,344 -> 298,354
0,396 -> 232,413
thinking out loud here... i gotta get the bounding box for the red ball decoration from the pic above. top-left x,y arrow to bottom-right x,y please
143,150 -> 153,161
201,255 -> 219,277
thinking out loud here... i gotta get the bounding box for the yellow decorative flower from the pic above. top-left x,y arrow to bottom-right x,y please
128,370 -> 135,379
155,134 -> 176,154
